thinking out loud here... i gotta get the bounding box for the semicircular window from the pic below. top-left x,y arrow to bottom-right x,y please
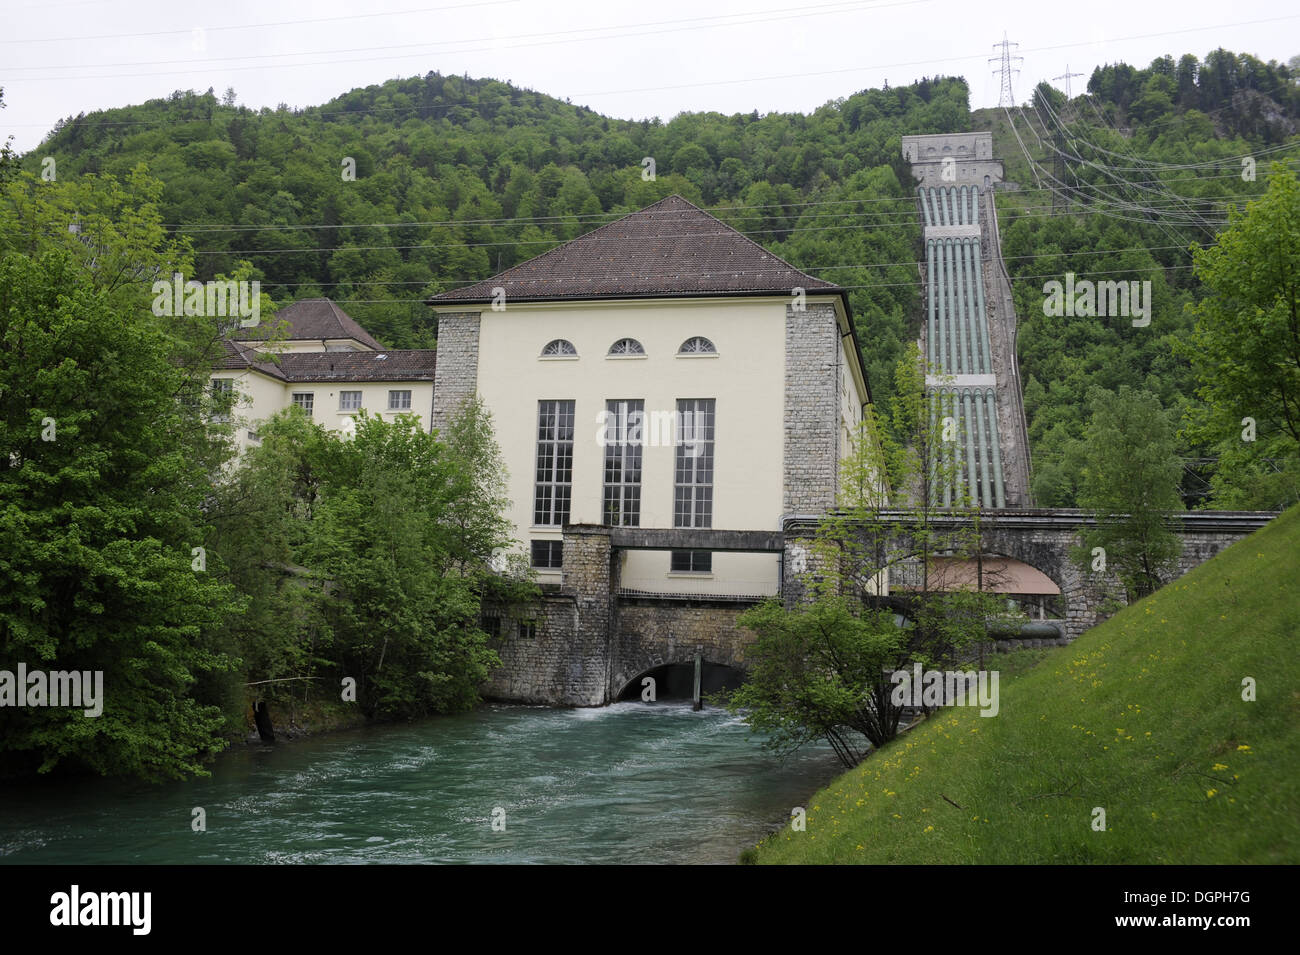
541,339 -> 578,357
608,338 -> 645,356
678,336 -> 717,354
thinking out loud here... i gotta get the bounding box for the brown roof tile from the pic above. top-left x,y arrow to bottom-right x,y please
237,298 -> 385,350
217,342 -> 436,382
427,195 -> 841,306
218,340 -> 287,380
275,351 -> 437,382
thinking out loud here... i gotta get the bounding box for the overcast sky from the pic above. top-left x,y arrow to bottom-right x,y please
3,0 -> 1297,154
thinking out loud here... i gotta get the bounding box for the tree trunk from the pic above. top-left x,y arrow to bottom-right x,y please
253,700 -> 275,741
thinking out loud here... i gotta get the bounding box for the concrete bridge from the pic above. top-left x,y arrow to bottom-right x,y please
783,508 -> 1277,641
480,510 -> 1274,705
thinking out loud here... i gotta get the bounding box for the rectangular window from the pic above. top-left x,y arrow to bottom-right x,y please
210,378 -> 234,423
339,390 -> 362,410
602,399 -> 643,527
292,392 -> 314,416
480,614 -> 502,639
533,400 -> 575,526
674,398 -> 715,528
531,540 -> 563,569
518,620 -> 537,640
671,550 -> 713,573
388,390 -> 412,410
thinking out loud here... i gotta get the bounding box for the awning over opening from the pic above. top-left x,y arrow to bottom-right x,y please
892,556 -> 1060,595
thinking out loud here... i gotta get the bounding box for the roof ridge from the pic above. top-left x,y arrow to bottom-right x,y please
325,298 -> 349,339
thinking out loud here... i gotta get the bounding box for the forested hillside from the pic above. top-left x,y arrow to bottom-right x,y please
19,49 -> 1300,508
26,73 -> 971,404
982,52 -> 1299,510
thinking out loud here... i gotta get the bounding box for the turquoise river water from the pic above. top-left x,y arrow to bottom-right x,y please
0,702 -> 842,865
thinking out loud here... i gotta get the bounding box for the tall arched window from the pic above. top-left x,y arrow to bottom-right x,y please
541,339 -> 577,357
607,338 -> 645,356
678,337 -> 717,354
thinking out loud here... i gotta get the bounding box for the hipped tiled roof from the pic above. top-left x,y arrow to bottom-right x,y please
237,298 -> 385,350
218,342 -> 436,382
427,195 -> 841,306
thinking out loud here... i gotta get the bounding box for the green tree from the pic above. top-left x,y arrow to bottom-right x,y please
729,597 -> 905,766
0,248 -> 244,780
727,346 -> 1019,768
1074,387 -> 1185,601
1181,163 -> 1300,509
212,398 -> 530,721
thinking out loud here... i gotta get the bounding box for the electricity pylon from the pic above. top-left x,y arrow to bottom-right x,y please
990,33 -> 1023,108
1053,65 -> 1084,100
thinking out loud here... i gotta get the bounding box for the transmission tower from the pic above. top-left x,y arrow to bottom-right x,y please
989,33 -> 1023,108
1052,65 -> 1084,100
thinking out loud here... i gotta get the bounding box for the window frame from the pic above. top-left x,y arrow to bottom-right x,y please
670,550 -> 713,574
210,378 -> 234,423
339,390 -> 362,411
540,339 -> 578,359
607,337 -> 646,358
387,389 -> 412,411
673,398 -> 715,530
533,399 -> 575,527
291,392 -> 315,417
602,399 -> 643,527
530,540 -> 564,570
677,336 -> 718,356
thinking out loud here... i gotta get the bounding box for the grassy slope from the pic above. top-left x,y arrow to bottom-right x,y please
752,505 -> 1300,864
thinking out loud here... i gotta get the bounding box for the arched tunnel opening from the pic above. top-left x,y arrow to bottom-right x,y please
616,662 -> 745,702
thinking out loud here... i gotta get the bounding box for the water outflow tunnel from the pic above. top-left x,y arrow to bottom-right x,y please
918,185 -> 1006,509
616,663 -> 745,703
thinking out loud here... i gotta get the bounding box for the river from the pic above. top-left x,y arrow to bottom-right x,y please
0,702 -> 842,865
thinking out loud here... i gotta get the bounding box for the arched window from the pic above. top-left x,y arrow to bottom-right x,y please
541,339 -> 577,357
678,336 -> 717,354
608,338 -> 645,356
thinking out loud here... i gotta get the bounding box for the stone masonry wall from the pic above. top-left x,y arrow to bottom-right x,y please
481,595 -> 595,703
430,311 -> 480,434
481,525 -> 612,705
785,302 -> 839,514
611,601 -> 758,699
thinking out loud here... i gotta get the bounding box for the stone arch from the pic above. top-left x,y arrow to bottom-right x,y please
975,528 -> 1115,640
613,660 -> 746,701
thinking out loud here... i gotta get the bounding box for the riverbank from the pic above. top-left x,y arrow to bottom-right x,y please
748,504 -> 1300,864
241,697 -> 370,744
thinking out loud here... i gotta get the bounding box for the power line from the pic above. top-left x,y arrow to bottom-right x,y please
280,262 -> 1201,305
5,0 -> 927,81
4,183 -> 1273,252
0,0 -> 522,44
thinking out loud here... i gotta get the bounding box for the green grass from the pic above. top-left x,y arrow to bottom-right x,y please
750,505 -> 1300,864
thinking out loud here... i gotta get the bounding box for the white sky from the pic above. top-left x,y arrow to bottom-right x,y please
2,0 -> 1298,154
